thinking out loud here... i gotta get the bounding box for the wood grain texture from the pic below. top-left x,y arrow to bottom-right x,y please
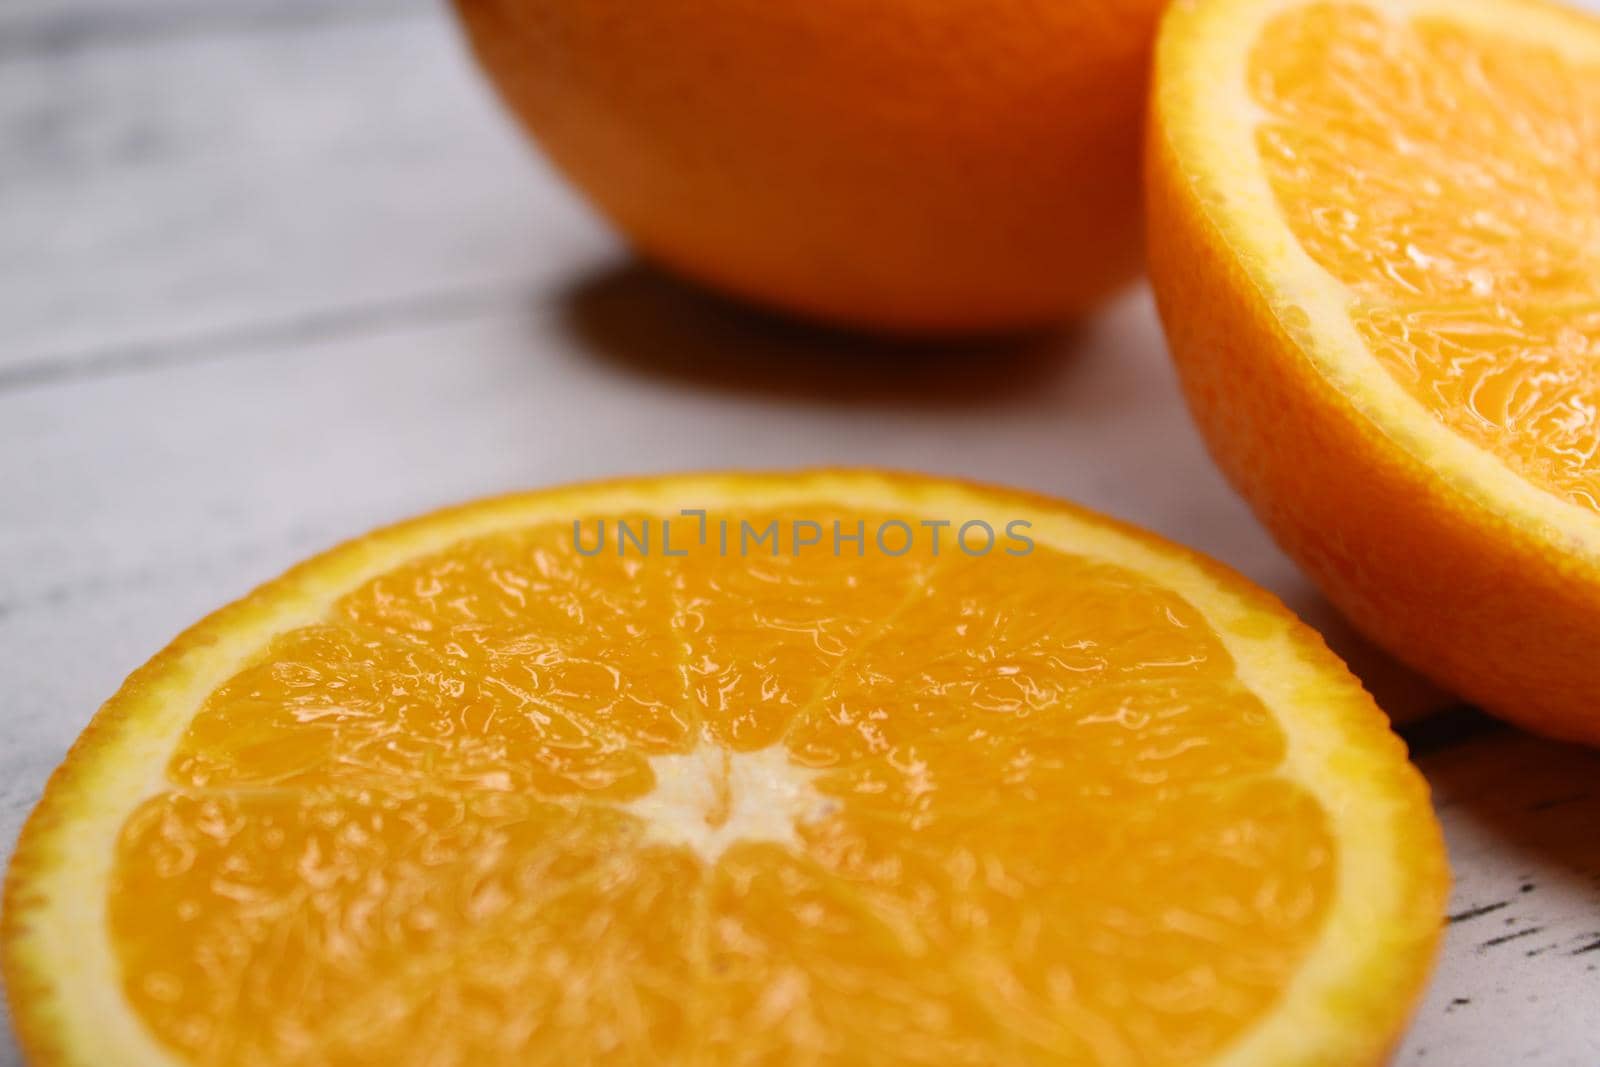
0,0 -> 422,60
0,0 -> 592,384
1399,726 -> 1600,1066
1,0 -> 1597,1063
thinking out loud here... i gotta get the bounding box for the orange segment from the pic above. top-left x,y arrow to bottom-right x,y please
1148,0 -> 1600,739
672,511 -> 930,750
3,472 -> 1446,1067
1250,2 -> 1600,511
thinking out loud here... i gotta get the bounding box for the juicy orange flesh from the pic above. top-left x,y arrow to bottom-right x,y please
111,509 -> 1333,1066
1251,3 -> 1600,511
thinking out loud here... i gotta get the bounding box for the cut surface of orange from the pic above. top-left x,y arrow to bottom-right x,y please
3,472 -> 1446,1066
1148,0 -> 1600,740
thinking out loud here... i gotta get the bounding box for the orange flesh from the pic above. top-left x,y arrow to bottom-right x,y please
111,509 -> 1333,1066
1251,3 -> 1600,511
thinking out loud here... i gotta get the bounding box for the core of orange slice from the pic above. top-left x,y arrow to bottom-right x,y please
3,472 -> 1445,1067
1148,0 -> 1600,741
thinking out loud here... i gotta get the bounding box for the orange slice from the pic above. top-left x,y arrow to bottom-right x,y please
1148,0 -> 1600,740
3,472 -> 1445,1066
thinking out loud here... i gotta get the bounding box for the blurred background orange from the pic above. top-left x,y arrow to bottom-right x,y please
454,0 -> 1165,333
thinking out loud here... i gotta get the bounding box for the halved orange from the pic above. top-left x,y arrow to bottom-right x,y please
4,471 -> 1445,1066
1148,0 -> 1600,741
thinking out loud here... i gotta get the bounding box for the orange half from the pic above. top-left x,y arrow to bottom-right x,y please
4,471 -> 1446,1066
1149,0 -> 1600,739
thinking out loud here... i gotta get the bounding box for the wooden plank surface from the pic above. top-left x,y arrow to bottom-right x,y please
0,0 -> 574,384
1,1 -> 1597,1064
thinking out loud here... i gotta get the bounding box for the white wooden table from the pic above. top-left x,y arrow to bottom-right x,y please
2,1 -> 1597,1063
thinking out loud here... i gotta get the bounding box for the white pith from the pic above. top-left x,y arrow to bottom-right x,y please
622,743 -> 836,862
